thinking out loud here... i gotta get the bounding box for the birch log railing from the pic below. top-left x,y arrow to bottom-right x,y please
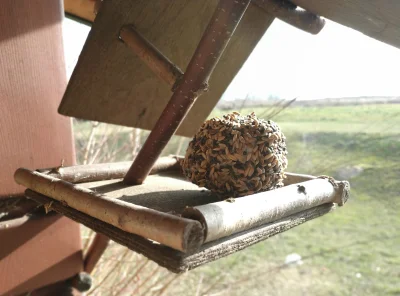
14,159 -> 349,255
14,168 -> 204,252
182,178 -> 349,243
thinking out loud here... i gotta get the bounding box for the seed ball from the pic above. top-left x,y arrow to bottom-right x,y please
181,112 -> 288,197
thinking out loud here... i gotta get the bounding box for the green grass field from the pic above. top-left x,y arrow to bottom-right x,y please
74,104 -> 400,295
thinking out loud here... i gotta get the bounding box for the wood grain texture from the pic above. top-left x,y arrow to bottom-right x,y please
26,190 -> 335,273
291,0 -> 400,49
58,0 -> 274,137
0,0 -> 75,198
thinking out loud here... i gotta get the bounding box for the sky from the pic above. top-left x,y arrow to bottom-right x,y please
63,16 -> 400,101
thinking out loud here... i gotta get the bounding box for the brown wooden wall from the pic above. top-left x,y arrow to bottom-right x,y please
0,0 -> 82,294
0,215 -> 83,295
0,0 -> 76,198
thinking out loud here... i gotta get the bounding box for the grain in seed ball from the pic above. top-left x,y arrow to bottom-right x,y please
181,112 -> 288,197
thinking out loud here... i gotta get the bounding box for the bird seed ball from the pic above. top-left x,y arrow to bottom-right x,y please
181,112 -> 288,197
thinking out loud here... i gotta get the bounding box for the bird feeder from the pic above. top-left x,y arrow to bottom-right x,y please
15,0 -> 350,273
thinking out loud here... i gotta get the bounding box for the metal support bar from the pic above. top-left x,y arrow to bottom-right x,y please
123,0 -> 252,185
83,233 -> 110,273
119,25 -> 184,89
253,0 -> 325,34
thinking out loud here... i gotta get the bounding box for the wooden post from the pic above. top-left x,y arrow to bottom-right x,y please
84,234 -> 110,273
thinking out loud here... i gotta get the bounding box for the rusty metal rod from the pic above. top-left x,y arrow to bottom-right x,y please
123,0 -> 252,185
252,0 -> 325,34
84,233 -> 110,273
119,25 -> 184,89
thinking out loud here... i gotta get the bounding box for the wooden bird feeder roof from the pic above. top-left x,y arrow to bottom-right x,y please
65,0 -> 400,49
61,0 -> 400,137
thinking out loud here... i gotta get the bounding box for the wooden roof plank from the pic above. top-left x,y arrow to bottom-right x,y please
291,0 -> 400,48
59,0 -> 274,137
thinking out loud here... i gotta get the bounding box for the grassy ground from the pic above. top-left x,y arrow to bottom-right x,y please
74,104 -> 400,296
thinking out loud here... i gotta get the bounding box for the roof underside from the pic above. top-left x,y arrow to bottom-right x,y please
64,0 -> 400,49
60,0 -> 275,137
61,0 -> 400,138
291,0 -> 400,49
